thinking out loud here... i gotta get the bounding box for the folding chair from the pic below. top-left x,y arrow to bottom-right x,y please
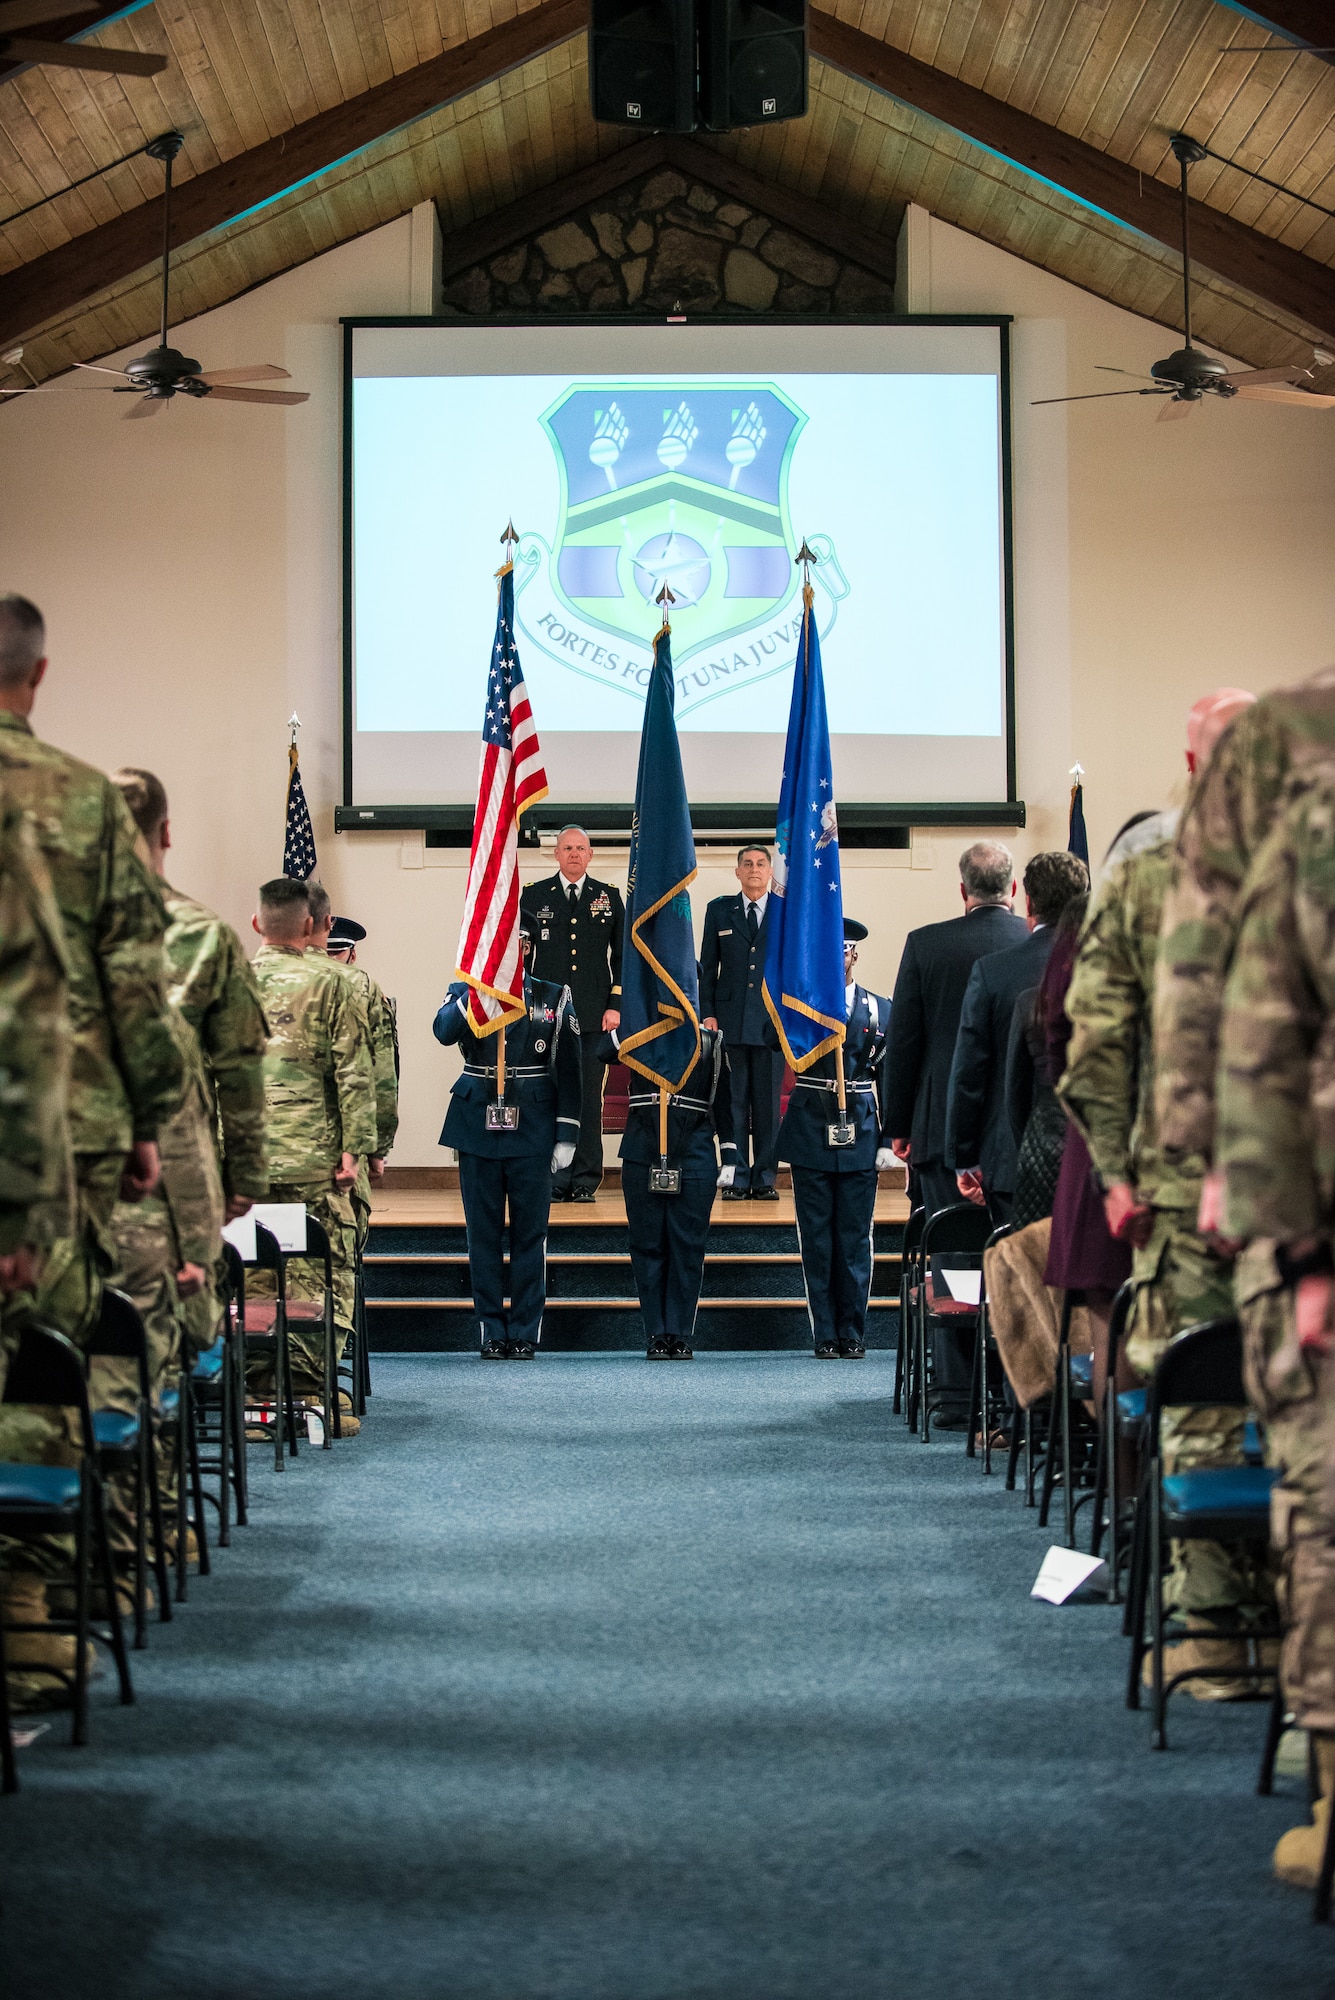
0,1594 -> 15,1793
349,1239 -> 371,1417
967,1224 -> 1012,1472
892,1206 -> 924,1422
1038,1288 -> 1101,1548
84,1289 -> 171,1648
240,1222 -> 301,1469
219,1245 -> 249,1526
1124,1316 -> 1280,1750
1089,1282 -> 1137,1601
914,1204 -> 993,1443
0,1320 -> 133,1745
186,1248 -> 250,1549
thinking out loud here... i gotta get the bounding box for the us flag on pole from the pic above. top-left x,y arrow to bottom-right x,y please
454,556 -> 548,1032
283,736 -> 318,880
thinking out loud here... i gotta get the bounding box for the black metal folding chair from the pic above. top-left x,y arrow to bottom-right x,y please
84,1289 -> 171,1648
240,1222 -> 301,1469
0,1595 -> 15,1793
1089,1281 -> 1138,1601
0,1320 -> 133,1745
914,1203 -> 993,1443
893,1205 -> 924,1422
1038,1288 -> 1101,1547
1124,1316 -> 1279,1750
967,1223 -> 1012,1471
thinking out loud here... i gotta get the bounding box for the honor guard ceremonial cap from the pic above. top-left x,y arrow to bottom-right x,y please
327,916 -> 367,950
843,917 -> 868,943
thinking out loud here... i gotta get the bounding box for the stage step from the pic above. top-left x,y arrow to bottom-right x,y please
365,1208 -> 904,1352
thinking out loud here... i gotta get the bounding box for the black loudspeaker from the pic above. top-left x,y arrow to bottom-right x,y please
699,0 -> 807,130
589,0 -> 696,132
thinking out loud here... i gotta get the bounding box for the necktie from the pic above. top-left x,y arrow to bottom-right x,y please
746,902 -> 759,943
568,883 -> 577,904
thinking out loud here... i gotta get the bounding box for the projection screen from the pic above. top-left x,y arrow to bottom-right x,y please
342,318 -> 1015,820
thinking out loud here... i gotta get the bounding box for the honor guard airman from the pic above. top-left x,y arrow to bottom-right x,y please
599,1027 -> 736,1359
521,825 -> 625,1201
771,918 -> 893,1359
434,930 -> 581,1357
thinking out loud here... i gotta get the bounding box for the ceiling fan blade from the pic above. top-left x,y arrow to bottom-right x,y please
1094,365 -> 1158,382
1157,397 -> 1196,421
0,0 -> 97,28
1219,366 -> 1313,388
2,33 -> 167,73
196,364 -> 291,386
203,384 -> 309,406
1031,388 -> 1166,406
1232,385 -> 1335,408
125,395 -> 168,419
73,359 -> 132,379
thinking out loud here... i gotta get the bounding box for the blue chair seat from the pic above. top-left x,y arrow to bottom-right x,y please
1068,1352 -> 1094,1394
1162,1464 -> 1278,1525
159,1385 -> 180,1421
192,1340 -> 225,1383
0,1462 -> 81,1509
1117,1387 -> 1148,1425
92,1409 -> 140,1451
1243,1416 -> 1264,1463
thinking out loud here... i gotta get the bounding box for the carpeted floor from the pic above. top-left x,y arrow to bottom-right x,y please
2,1352 -> 1333,2000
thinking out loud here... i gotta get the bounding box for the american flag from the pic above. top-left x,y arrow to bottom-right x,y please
454,562 -> 548,1031
283,739 -> 317,880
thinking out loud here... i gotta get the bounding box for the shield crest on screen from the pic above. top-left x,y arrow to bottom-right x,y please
539,383 -> 806,664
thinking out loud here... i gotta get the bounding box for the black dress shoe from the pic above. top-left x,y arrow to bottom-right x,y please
839,1339 -> 867,1360
571,1188 -> 597,1203
508,1340 -> 536,1359
646,1339 -> 672,1360
480,1340 -> 508,1360
669,1339 -> 694,1359
814,1341 -> 840,1359
751,1185 -> 780,1202
723,1186 -> 751,1201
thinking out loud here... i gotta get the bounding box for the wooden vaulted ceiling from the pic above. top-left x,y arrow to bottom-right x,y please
0,0 -> 1333,383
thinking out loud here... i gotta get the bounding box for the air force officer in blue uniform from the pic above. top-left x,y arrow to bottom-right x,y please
434,934 -> 582,1358
699,844 -> 782,1199
770,919 -> 893,1358
599,1028 -> 736,1359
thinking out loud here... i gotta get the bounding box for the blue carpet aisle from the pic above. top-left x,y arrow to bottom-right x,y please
2,1353 -> 1333,2000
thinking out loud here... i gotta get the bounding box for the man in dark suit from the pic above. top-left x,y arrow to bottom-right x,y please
433,932 -> 582,1357
700,844 -> 781,1200
521,826 -> 625,1202
945,849 -> 1089,1222
883,841 -> 1029,1222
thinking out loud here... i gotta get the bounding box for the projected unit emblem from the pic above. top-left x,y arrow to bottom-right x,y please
515,382 -> 818,716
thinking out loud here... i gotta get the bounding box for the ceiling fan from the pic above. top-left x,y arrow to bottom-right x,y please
0,0 -> 166,76
1033,132 -> 1335,422
0,132 -> 310,419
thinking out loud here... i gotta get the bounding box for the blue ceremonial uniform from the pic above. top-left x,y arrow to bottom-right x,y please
599,1028 -> 735,1354
434,975 -> 581,1351
771,984 -> 892,1353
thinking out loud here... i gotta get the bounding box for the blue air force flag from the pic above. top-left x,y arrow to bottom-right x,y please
618,618 -> 701,1093
763,585 -> 845,1070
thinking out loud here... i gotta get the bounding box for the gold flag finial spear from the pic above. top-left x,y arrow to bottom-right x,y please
655,581 -> 676,632
497,519 -> 519,580
500,519 -> 518,549
795,539 -> 818,608
288,711 -> 301,746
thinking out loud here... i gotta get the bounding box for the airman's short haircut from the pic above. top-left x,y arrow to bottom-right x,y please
1022,850 -> 1089,926
958,841 -> 1014,902
112,767 -> 169,843
0,594 -> 46,688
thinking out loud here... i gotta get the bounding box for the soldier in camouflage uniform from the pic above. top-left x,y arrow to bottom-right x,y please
0,596 -> 181,1406
305,884 -> 396,1242
1154,670 -> 1335,1883
1060,767 -> 1270,1682
1216,783 -> 1335,1886
251,877 -> 376,1392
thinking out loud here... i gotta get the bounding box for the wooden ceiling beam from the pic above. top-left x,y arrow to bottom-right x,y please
0,3 -> 153,84
809,7 -> 1335,340
1215,5 -> 1335,66
437,131 -> 904,284
0,0 -> 586,347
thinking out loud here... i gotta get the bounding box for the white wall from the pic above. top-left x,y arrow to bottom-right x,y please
3,200 -> 1333,1166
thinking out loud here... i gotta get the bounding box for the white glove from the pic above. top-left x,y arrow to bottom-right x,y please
550,1142 -> 576,1173
716,1164 -> 736,1189
875,1147 -> 896,1171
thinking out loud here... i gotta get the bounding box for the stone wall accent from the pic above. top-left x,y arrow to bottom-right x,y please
439,165 -> 898,317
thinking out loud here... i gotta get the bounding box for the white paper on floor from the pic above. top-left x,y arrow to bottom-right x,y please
1031,1545 -> 1109,1605
941,1269 -> 983,1305
10,1721 -> 50,1751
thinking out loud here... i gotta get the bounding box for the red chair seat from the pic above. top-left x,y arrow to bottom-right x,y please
926,1281 -> 978,1318
243,1300 -> 323,1333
